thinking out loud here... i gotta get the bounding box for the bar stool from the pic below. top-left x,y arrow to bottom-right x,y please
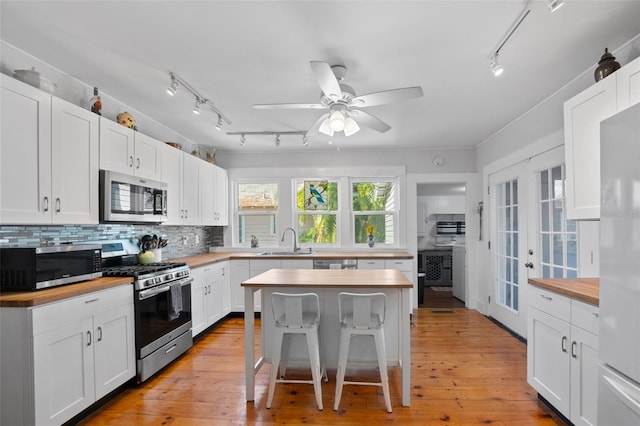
334,292 -> 392,413
267,292 -> 326,410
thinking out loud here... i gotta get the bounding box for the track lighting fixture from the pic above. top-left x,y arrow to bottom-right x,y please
227,130 -> 307,148
240,134 -> 246,146
166,74 -> 178,96
275,135 -> 280,146
193,98 -> 202,115
547,0 -> 564,12
302,135 -> 308,146
165,72 -> 232,126
489,54 -> 504,77
488,5 -> 530,77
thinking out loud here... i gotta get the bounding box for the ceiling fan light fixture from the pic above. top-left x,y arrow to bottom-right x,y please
548,0 -> 564,12
343,117 -> 360,136
319,118 -> 335,136
490,54 -> 504,77
329,110 -> 346,132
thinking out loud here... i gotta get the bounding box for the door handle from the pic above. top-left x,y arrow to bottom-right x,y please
129,155 -> 134,167
561,336 -> 568,353
571,341 -> 577,358
524,262 -> 534,269
97,326 -> 103,342
87,330 -> 92,346
136,158 -> 141,169
55,198 -> 61,213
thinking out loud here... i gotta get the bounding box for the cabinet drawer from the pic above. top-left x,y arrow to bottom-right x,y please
281,259 -> 313,269
232,259 -> 250,269
358,259 -> 385,269
571,300 -> 599,335
32,284 -> 133,335
249,259 -> 281,274
384,259 -> 412,271
528,285 -> 570,322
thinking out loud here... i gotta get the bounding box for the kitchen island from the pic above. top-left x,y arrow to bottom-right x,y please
242,268 -> 413,407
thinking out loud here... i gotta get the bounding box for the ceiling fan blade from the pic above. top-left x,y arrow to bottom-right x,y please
310,61 -> 342,99
253,103 -> 326,110
305,113 -> 330,138
352,86 -> 423,107
349,109 -> 391,133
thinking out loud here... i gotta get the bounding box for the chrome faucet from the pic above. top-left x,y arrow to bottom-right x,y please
281,227 -> 299,253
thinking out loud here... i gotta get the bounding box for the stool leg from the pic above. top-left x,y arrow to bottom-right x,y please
333,329 -> 351,411
374,329 -> 392,413
267,329 -> 285,409
280,333 -> 290,379
306,328 -> 323,410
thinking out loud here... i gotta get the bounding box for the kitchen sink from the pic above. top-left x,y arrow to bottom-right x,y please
258,250 -> 314,256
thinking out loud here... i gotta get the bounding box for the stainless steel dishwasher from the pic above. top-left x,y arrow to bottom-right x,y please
312,259 -> 357,269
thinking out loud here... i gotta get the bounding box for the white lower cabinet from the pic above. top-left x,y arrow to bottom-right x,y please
527,284 -> 599,426
0,285 -> 135,426
230,259 -> 251,312
191,261 -> 230,337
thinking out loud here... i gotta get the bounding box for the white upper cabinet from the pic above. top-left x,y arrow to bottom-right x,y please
161,144 -> 200,225
0,75 -> 99,225
212,165 -> 229,226
564,56 -> 640,220
200,161 -> 215,225
99,118 -> 162,181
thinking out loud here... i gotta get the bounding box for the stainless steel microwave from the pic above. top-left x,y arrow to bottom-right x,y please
0,245 -> 102,291
100,170 -> 167,223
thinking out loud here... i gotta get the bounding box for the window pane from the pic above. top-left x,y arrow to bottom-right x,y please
298,214 -> 337,244
505,207 -> 511,231
567,235 -> 577,268
512,179 -> 518,204
540,169 -> 549,201
567,269 -> 577,278
542,234 -> 550,263
552,166 -> 563,199
553,267 -> 564,278
513,232 -> 518,258
513,285 -> 519,311
239,214 -> 277,244
297,181 -> 338,211
542,265 -> 551,278
567,218 -> 576,233
553,234 -> 563,266
505,182 -> 511,205
552,200 -> 563,232
541,201 -> 550,232
512,258 -> 518,284
353,182 -> 395,212
506,283 -> 512,308
354,214 -> 393,244
238,183 -> 278,211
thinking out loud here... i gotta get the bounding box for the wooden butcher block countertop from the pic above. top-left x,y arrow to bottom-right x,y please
528,277 -> 599,306
0,277 -> 133,307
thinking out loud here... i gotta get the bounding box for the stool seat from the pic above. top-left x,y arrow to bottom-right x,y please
267,292 -> 326,410
334,292 -> 392,413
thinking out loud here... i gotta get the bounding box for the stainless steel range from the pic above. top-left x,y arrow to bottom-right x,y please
97,241 -> 193,383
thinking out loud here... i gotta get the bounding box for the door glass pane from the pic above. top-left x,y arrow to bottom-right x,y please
553,234 -> 563,266
513,286 -> 519,311
552,200 -> 563,232
512,180 -> 518,204
567,235 -> 577,268
505,207 -> 511,231
541,169 -> 549,200
505,182 -> 511,205
542,234 -> 550,263
541,201 -> 550,232
513,232 -> 518,258
495,179 -> 519,313
551,166 -> 563,198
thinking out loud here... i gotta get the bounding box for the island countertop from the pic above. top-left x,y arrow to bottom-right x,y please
527,277 -> 599,306
242,268 -> 412,288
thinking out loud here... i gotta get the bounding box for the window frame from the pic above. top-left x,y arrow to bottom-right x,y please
293,179 -> 341,248
350,178 -> 399,247
234,180 -> 279,247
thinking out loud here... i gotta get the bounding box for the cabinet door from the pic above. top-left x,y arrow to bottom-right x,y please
219,261 -> 231,316
563,76 -> 617,219
570,326 -> 599,426
452,247 -> 466,302
230,260 -> 251,312
51,98 -> 99,224
213,165 -> 229,226
33,317 -> 95,425
617,56 -> 640,110
190,266 -> 209,337
417,202 -> 428,236
0,75 -> 52,224
527,307 -> 571,417
161,144 -> 183,225
200,161 -> 215,225
181,154 -> 201,225
132,132 -> 162,181
99,117 -> 134,174
208,263 -> 224,325
93,303 -> 135,399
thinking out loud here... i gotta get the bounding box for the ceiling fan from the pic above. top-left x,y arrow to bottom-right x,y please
253,61 -> 423,137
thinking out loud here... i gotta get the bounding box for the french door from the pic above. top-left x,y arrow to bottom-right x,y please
489,146 -> 570,338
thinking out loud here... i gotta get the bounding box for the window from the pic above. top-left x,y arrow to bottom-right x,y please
295,180 -> 339,245
237,182 -> 278,245
352,180 -> 397,245
538,165 -> 578,278
495,178 -> 519,312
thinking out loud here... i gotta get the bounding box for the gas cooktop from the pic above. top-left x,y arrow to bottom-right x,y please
101,262 -> 188,278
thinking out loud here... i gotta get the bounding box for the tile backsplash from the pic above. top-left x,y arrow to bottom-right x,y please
0,224 -> 223,259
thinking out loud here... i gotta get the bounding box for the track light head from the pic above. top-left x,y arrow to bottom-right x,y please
275,134 -> 280,146
548,0 -> 564,12
490,54 -> 504,77
240,134 -> 246,146
302,135 -> 308,146
193,99 -> 202,115
166,74 -> 178,96
215,115 -> 223,131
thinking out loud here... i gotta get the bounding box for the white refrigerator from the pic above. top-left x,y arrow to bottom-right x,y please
598,102 -> 640,425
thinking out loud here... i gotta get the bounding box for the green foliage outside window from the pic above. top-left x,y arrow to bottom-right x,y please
296,182 -> 338,244
353,182 -> 395,244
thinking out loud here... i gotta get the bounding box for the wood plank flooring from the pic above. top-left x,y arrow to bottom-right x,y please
79,308 -> 568,425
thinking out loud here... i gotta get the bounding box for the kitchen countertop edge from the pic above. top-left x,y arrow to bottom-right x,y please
527,277 -> 600,306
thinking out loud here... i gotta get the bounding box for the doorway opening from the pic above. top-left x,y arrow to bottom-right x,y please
417,183 -> 466,309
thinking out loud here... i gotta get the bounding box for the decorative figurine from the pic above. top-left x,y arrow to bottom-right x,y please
89,87 -> 102,115
117,111 -> 137,130
594,48 -> 621,82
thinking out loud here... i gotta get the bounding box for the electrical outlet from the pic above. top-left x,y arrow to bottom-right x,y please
182,236 -> 188,245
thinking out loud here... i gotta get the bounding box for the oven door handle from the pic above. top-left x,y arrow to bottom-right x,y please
138,277 -> 194,301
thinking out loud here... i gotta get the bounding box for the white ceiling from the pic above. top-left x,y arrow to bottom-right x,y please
2,1 -> 639,153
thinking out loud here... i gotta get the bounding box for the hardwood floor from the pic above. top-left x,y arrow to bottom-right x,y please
79,308 -> 568,425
